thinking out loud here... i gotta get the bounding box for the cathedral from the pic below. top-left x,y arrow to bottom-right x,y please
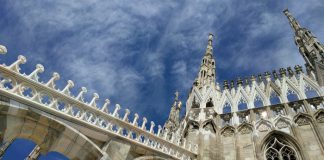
163,9 -> 324,160
0,8 -> 324,160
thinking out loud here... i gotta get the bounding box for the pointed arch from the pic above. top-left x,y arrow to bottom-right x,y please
237,122 -> 253,134
314,109 -> 324,123
274,115 -> 292,129
260,130 -> 304,160
237,96 -> 248,111
202,120 -> 217,133
269,89 -> 282,105
256,119 -> 273,132
220,125 -> 235,137
286,87 -> 300,102
293,113 -> 313,126
222,101 -> 232,114
254,94 -> 264,108
304,83 -> 320,99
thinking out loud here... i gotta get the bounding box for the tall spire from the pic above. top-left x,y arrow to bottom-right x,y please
194,33 -> 216,87
283,9 -> 324,86
283,9 -> 301,33
163,91 -> 182,133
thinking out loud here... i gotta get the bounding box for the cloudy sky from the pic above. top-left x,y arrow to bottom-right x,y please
0,1 -> 324,155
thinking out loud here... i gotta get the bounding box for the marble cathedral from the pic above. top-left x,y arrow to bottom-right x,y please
0,8 -> 324,160
163,9 -> 324,160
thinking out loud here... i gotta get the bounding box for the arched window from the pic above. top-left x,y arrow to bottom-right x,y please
238,97 -> 248,111
264,137 -> 300,160
305,85 -> 319,99
254,94 -> 264,108
270,91 -> 281,105
287,89 -> 299,102
223,102 -> 231,113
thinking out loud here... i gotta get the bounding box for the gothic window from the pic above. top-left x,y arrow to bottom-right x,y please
264,137 -> 299,160
304,85 -> 319,99
223,102 -> 232,113
287,89 -> 299,102
238,97 -> 248,111
206,98 -> 214,108
270,91 -> 281,105
254,94 -> 264,108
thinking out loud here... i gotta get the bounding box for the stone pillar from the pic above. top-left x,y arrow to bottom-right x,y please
232,112 -> 239,126
249,109 -> 256,122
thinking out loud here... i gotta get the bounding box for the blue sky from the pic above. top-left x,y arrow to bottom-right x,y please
1,0 -> 324,159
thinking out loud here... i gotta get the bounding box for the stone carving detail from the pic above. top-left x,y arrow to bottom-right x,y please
315,112 -> 324,123
295,116 -> 311,126
276,120 -> 289,129
221,127 -> 235,137
238,124 -> 252,134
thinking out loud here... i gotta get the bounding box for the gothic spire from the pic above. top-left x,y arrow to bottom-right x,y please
194,33 -> 216,87
283,9 -> 324,86
163,91 -> 182,133
283,9 -> 301,33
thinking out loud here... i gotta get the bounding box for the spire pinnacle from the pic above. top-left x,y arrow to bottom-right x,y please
283,8 -> 301,33
206,33 -> 214,56
174,90 -> 179,101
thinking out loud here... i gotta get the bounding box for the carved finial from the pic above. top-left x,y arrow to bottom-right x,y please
150,121 -> 155,133
101,99 -> 110,113
279,68 -> 287,77
294,65 -> 303,74
8,55 -> 27,73
46,72 -> 60,88
251,75 -> 256,82
230,80 -> 235,88
264,71 -> 270,78
112,104 -> 121,117
157,125 -> 162,136
89,93 -> 99,108
287,67 -> 294,76
223,80 -> 229,89
237,77 -> 243,86
76,87 -> 87,101
272,70 -> 278,79
132,113 -> 139,126
175,90 -> 179,101
61,80 -> 74,95
257,74 -> 263,82
123,109 -> 130,121
0,45 -> 7,54
28,64 -> 44,81
245,77 -> 249,85
141,117 -> 147,130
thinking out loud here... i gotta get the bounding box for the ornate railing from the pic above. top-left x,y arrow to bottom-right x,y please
0,54 -> 198,160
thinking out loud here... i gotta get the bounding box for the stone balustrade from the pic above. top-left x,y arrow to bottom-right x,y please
0,55 -> 198,160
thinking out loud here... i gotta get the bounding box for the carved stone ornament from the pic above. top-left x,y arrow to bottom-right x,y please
238,125 -> 252,134
221,127 -> 235,137
315,112 -> 324,123
257,123 -> 270,132
295,116 -> 310,126
276,120 -> 289,129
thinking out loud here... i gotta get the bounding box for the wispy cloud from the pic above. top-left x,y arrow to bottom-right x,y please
0,0 -> 324,125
